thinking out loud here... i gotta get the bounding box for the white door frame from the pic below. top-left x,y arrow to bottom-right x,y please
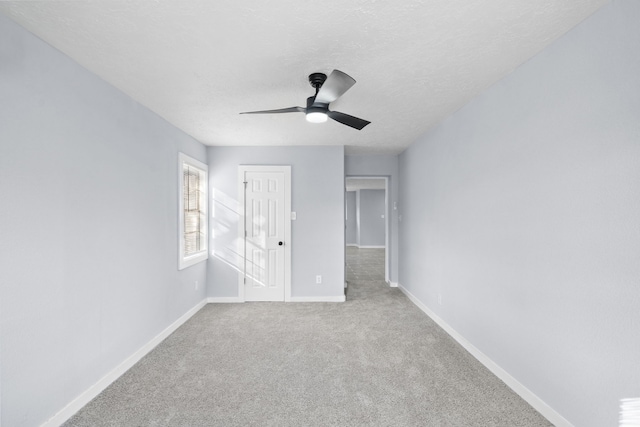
345,176 -> 390,283
238,165 -> 292,302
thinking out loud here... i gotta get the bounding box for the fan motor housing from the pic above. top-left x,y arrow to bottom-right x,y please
306,96 -> 328,112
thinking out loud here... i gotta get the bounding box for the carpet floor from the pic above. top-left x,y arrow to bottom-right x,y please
64,247 -> 551,426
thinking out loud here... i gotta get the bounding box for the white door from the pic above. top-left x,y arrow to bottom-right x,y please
239,166 -> 291,301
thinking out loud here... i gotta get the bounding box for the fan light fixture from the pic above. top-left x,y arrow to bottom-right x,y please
306,111 -> 328,123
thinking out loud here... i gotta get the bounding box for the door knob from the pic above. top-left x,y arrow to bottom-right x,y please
279,241 -> 283,246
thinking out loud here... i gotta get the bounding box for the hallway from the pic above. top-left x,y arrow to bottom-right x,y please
346,246 -> 387,302
346,246 -> 386,284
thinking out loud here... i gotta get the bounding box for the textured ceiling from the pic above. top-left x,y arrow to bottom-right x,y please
0,0 -> 608,155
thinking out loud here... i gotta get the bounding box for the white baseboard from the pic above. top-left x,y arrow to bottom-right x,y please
207,297 -> 244,303
41,299 -> 208,427
357,245 -> 385,249
397,284 -> 573,427
289,295 -> 346,302
389,281 -> 399,288
346,243 -> 358,247
206,296 -> 346,303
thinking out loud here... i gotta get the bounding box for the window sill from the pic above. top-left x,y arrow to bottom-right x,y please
178,251 -> 208,270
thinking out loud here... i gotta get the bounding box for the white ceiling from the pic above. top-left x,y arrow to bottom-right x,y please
0,0 -> 608,155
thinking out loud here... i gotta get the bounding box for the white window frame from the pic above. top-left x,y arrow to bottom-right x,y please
178,153 -> 209,270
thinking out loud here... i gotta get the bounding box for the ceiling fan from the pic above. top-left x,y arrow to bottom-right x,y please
240,70 -> 370,130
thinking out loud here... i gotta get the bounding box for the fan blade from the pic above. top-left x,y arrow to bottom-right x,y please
328,111 -> 370,130
314,70 -> 356,104
240,106 -> 304,115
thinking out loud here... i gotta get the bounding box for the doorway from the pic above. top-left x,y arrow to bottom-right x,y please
238,165 -> 292,302
345,176 -> 389,286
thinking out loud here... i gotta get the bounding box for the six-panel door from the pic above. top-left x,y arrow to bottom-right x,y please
244,170 -> 286,301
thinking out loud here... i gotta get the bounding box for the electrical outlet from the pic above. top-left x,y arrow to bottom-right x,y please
195,281 -> 199,290
316,275 -> 322,284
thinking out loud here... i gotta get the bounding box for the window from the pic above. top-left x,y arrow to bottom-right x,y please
178,153 -> 208,270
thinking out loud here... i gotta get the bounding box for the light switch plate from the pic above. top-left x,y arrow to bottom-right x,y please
291,212 -> 297,220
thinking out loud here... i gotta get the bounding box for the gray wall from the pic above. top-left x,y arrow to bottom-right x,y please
0,15 -> 207,427
398,1 -> 640,426
345,155 -> 399,283
207,146 -> 345,299
345,191 -> 357,245
358,190 -> 385,247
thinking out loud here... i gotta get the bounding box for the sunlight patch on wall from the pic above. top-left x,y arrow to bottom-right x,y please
211,187 -> 242,270
620,398 -> 640,427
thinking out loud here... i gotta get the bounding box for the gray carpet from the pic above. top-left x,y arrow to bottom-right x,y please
64,248 -> 552,426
